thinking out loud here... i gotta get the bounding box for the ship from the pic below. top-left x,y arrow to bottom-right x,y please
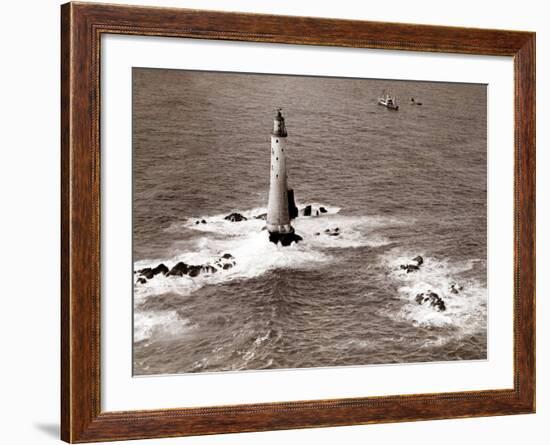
378,92 -> 399,110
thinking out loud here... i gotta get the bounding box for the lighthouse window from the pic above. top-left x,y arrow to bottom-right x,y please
276,174 -> 278,178
276,157 -> 278,160
276,139 -> 278,143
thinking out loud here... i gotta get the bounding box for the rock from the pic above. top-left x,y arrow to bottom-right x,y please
140,253 -> 239,282
430,294 -> 446,311
412,255 -> 424,266
137,267 -> 153,278
450,283 -> 463,294
314,232 -> 320,236
137,263 -> 168,279
254,213 -> 267,220
224,212 -> 247,222
300,205 -> 329,217
136,277 -> 147,284
167,262 -> 189,277
201,219 -> 207,224
195,221 -> 200,225
400,264 -> 419,273
268,231 -> 303,246
323,227 -> 341,237
152,263 -> 168,275
415,291 -> 446,311
400,255 -> 424,273
187,265 -> 202,277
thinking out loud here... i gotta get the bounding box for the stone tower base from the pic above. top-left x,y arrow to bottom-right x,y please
268,230 -> 303,246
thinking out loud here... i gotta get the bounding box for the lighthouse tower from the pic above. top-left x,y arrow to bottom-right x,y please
266,109 -> 302,246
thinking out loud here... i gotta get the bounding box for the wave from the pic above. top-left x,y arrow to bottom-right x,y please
134,310 -> 193,343
134,204 -> 402,342
380,248 -> 487,338
136,204 -> 400,299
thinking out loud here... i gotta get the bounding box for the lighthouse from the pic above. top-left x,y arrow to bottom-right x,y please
266,109 -> 302,246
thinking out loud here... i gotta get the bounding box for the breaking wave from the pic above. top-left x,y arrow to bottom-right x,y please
380,248 -> 487,339
134,310 -> 193,343
136,204 -> 399,300
134,204 -> 402,342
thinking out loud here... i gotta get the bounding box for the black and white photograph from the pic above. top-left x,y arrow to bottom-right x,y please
132,68 -> 487,376
2,0 -> 544,443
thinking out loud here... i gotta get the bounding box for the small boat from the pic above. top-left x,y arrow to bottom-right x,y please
378,92 -> 399,110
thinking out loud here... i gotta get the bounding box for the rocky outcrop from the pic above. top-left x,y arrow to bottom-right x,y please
268,231 -> 303,246
215,254 -> 236,270
450,283 -> 464,294
224,212 -> 248,222
314,227 -> 340,237
137,263 -> 169,280
253,204 -> 329,221
400,264 -> 419,273
137,253 -> 236,284
412,255 -> 423,266
187,265 -> 202,277
167,262 -> 188,277
400,255 -> 424,273
415,291 -> 446,312
324,227 -> 340,236
299,204 -> 330,217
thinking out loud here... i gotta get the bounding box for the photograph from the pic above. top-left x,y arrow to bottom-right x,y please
132,68 -> 488,376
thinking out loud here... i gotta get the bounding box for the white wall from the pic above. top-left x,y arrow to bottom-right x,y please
0,1 -> 546,444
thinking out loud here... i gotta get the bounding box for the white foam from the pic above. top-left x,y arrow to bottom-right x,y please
136,230 -> 331,300
134,205 -> 404,342
137,204 -> 400,299
382,249 -> 487,335
293,214 -> 392,249
134,310 -> 193,343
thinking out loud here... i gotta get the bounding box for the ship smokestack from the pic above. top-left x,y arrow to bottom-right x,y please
266,109 -> 302,246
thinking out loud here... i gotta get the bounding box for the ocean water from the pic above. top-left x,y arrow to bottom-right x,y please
132,68 -> 487,376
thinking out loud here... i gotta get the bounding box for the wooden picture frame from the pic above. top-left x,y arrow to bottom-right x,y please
61,2 -> 535,442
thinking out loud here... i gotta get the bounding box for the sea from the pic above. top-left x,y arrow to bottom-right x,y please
132,68 -> 487,376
